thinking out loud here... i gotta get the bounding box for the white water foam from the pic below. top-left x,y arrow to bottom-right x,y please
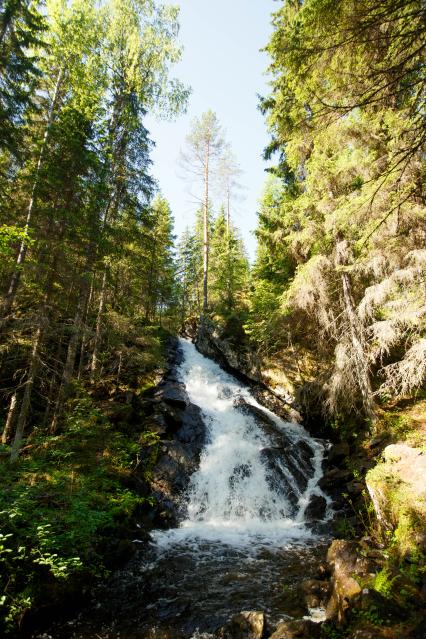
154,339 -> 330,548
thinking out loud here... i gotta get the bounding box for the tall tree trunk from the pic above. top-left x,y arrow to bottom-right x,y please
10,320 -> 45,462
203,142 -> 210,313
42,325 -> 66,428
90,268 -> 107,382
0,67 -> 64,324
226,187 -> 230,234
77,273 -> 94,380
9,239 -> 61,461
50,266 -> 92,432
2,393 -> 17,444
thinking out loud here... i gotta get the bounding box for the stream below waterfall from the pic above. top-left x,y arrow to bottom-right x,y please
38,340 -> 332,639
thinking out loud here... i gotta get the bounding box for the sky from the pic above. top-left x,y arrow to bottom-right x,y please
145,0 -> 277,261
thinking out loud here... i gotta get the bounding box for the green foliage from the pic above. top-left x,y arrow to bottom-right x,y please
0,0 -> 46,156
250,0 -> 426,425
372,568 -> 398,599
209,210 -> 249,318
0,225 -> 32,257
0,385 -> 158,633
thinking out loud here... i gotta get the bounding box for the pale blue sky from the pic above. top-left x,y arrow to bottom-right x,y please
146,0 -> 277,260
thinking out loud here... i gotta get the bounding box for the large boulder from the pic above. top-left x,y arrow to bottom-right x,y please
325,540 -> 371,624
327,442 -> 350,466
269,619 -> 321,639
366,444 -> 426,554
215,611 -> 268,639
154,381 -> 189,408
298,578 -> 331,609
304,495 -> 327,522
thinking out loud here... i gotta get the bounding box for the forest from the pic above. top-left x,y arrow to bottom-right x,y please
0,0 -> 425,637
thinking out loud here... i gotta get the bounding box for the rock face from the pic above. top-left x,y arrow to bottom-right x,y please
195,318 -> 301,423
298,578 -> 330,609
325,540 -> 371,624
234,398 -> 316,516
146,338 -> 206,527
269,619 -> 321,639
215,611 -> 267,639
196,318 -> 261,383
304,495 -> 327,521
366,444 -> 426,553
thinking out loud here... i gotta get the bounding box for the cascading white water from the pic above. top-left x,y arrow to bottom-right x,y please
155,339 -> 330,547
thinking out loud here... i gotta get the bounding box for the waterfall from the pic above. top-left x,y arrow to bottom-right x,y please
46,339 -> 332,637
155,339 -> 329,547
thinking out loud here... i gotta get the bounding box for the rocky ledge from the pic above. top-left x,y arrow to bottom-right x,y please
141,337 -> 206,528
194,317 -> 302,424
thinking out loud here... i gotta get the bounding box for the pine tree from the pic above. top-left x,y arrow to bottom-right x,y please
179,110 -> 225,312
210,209 -> 249,318
252,0 -> 426,420
0,0 -> 45,156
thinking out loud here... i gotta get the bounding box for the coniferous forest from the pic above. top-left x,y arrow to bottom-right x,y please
0,1 -> 425,638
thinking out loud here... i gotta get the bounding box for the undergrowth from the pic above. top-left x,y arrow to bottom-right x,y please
0,328 -> 168,636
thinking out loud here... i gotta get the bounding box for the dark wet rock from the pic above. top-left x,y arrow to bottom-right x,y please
259,448 -> 303,512
235,399 -> 315,478
175,403 -> 206,444
318,468 -> 352,491
269,619 -> 321,639
327,442 -> 350,466
325,540 -> 372,624
234,396 -> 318,513
304,495 -> 327,521
215,611 -> 268,639
249,386 -> 302,424
235,398 -> 296,446
149,398 -> 206,524
155,381 -> 189,408
260,448 -> 300,516
298,578 -> 331,609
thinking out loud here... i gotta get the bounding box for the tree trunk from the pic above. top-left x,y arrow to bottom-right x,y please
77,273 -> 94,380
226,187 -> 230,234
2,393 -> 17,444
203,142 -> 210,313
10,321 -> 45,462
0,67 -> 64,324
90,268 -> 107,382
42,325 -> 66,428
9,241 -> 61,461
50,269 -> 91,432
